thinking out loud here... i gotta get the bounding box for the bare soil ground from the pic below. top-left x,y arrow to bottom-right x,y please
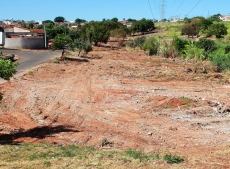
1,46 -> 230,168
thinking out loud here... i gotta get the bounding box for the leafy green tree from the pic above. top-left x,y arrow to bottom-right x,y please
0,60 -> 17,80
42,20 -> 55,25
127,18 -> 136,22
199,17 -> 213,33
52,34 -> 72,50
46,25 -> 69,39
209,14 -> 221,22
81,22 -> 110,46
54,16 -> 65,23
75,18 -> 86,25
0,60 -> 17,101
110,28 -> 127,40
70,39 -> 92,56
183,17 -> 192,23
207,23 -> 227,38
21,20 -> 27,28
69,29 -> 80,41
110,28 -> 127,47
27,22 -> 34,29
37,25 -> 44,29
130,18 -> 155,35
111,17 -> 118,22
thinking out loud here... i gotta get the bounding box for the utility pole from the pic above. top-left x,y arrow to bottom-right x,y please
44,23 -> 47,48
160,0 -> 166,21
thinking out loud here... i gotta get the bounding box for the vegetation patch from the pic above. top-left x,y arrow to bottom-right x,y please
0,143 -> 184,168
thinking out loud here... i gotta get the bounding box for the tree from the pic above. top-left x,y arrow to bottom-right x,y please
183,17 -> 192,23
52,34 -> 72,50
42,20 -> 55,25
69,29 -> 80,41
75,18 -> 86,25
209,14 -> 221,22
199,17 -> 213,33
110,28 -> 127,47
207,23 -> 227,38
21,20 -> 27,28
54,16 -> 65,23
111,17 -> 118,22
0,60 -> 17,80
130,18 -> 155,35
46,25 -> 69,39
0,60 -> 17,101
181,18 -> 201,37
27,22 -> 34,29
81,22 -> 110,46
127,18 -> 136,22
70,38 -> 92,56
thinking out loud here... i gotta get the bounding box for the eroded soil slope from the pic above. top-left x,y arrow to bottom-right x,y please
1,47 -> 230,168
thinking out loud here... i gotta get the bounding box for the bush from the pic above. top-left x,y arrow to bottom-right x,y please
206,23 -> 228,38
172,37 -> 189,54
210,54 -> 230,71
195,38 -> 216,53
126,37 -> 146,48
163,154 -> 184,164
184,42 -> 205,60
225,45 -> 230,54
207,43 -> 230,71
141,37 -> 159,56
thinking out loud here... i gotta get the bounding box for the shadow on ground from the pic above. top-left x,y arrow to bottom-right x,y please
0,125 -> 80,145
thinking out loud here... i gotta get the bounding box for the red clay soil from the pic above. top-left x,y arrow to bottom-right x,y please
1,46 -> 230,168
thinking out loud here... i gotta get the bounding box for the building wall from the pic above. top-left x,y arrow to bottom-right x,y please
0,32 -> 5,46
5,38 -> 45,49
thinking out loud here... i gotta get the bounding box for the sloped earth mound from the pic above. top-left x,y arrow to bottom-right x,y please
1,47 -> 230,168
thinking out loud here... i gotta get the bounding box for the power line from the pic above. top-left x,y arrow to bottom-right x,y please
172,0 -> 177,6
173,0 -> 185,15
152,0 -> 158,15
148,0 -> 155,20
185,0 -> 202,17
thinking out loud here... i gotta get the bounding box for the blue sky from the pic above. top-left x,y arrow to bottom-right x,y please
0,0 -> 229,22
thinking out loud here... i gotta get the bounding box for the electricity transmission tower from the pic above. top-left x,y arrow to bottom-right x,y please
160,0 -> 166,21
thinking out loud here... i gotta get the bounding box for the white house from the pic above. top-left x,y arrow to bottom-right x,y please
219,15 -> 230,21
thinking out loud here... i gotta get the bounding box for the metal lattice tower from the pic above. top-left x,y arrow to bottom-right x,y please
161,0 -> 166,21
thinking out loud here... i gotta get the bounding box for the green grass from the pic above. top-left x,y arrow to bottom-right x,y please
163,154 -> 184,164
0,143 -> 184,168
180,97 -> 192,101
223,21 -> 230,37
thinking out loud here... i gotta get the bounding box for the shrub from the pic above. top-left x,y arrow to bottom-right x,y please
172,37 -> 189,54
225,45 -> 230,54
126,37 -> 146,48
134,37 -> 146,47
207,44 -> 230,71
163,154 -> 184,164
181,41 -> 205,60
211,54 -> 230,71
141,37 -> 159,56
195,38 -> 216,53
206,23 -> 228,38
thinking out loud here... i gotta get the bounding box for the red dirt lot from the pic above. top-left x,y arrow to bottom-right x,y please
1,46 -> 230,168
